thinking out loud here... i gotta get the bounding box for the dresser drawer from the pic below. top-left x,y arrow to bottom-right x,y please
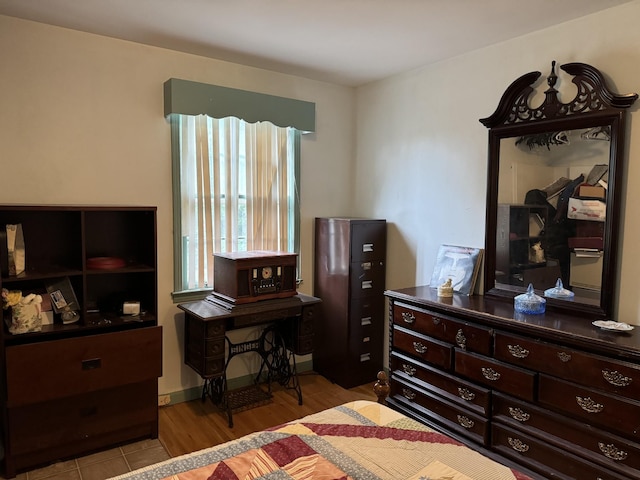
493,392 -> 640,475
7,380 -> 157,456
495,332 -> 640,398
492,423 -> 632,480
392,325 -> 453,370
393,302 -> 492,355
538,374 -> 640,441
6,327 -> 162,406
390,351 -> 490,417
455,350 -> 536,401
391,377 -> 488,445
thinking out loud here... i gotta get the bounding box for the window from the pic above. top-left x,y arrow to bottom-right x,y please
164,79 -> 315,301
173,114 -> 300,295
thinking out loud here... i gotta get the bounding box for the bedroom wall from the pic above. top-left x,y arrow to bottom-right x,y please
0,14 -> 356,397
355,1 -> 640,327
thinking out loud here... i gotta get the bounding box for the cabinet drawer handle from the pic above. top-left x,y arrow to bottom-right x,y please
362,243 -> 374,252
507,344 -> 529,358
508,407 -> 531,422
455,329 -> 467,350
82,358 -> 102,370
432,317 -> 441,326
361,261 -> 372,270
481,367 -> 501,381
598,442 -> 628,461
413,341 -> 428,354
557,351 -> 572,363
402,388 -> 416,400
456,415 -> 474,429
602,369 -> 632,387
401,312 -> 415,324
361,280 -> 373,289
402,364 -> 416,376
457,387 -> 475,401
576,396 -> 604,413
508,437 -> 530,453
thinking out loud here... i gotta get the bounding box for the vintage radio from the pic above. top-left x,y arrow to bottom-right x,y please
212,250 -> 298,304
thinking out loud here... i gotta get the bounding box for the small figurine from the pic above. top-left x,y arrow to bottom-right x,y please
437,278 -> 454,298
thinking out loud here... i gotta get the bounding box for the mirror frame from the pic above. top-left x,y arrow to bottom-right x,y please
480,61 -> 637,319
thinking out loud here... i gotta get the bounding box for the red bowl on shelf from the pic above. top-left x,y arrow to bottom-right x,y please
86,257 -> 126,269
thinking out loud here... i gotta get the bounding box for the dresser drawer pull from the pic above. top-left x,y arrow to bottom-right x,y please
402,364 -> 416,376
455,329 -> 467,350
508,437 -> 530,453
508,407 -> 531,422
402,388 -> 416,400
457,387 -> 476,401
507,344 -> 529,358
481,367 -> 501,381
413,341 -> 428,354
401,312 -> 415,324
82,358 -> 102,370
602,369 -> 632,387
598,442 -> 628,461
557,351 -> 572,362
576,396 -> 604,413
432,317 -> 441,326
456,415 -> 474,429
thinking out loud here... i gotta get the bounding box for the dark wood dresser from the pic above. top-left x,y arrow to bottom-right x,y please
386,286 -> 640,480
313,217 -> 386,388
0,206 -> 161,478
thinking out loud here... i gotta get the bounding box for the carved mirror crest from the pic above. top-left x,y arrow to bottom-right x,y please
480,61 -> 637,318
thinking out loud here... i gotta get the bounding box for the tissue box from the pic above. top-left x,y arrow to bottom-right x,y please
567,198 -> 605,222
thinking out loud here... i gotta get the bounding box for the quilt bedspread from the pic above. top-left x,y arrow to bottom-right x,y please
110,400 -> 534,480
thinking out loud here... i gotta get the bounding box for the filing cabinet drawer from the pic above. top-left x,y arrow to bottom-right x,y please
391,351 -> 490,417
350,220 -> 386,262
391,378 -> 489,445
5,326 -> 162,406
495,332 -> 640,398
538,374 -> 640,440
350,261 -> 385,298
393,325 -> 453,370
393,302 -> 492,355
455,350 -> 536,402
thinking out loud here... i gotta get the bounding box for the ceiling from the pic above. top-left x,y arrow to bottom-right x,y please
0,0 -> 634,86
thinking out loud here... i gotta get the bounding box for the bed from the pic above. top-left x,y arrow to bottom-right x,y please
109,400 -> 534,480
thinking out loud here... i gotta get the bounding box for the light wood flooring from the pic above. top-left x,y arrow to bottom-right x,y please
158,371 -> 378,457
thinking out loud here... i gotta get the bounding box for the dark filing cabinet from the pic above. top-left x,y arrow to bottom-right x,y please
313,217 -> 386,388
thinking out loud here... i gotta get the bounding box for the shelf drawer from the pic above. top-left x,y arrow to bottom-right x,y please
495,331 -> 640,398
538,374 -> 640,441
493,392 -> 640,475
492,423 -> 632,480
393,302 -> 492,355
455,350 -> 535,402
390,351 -> 490,417
392,326 -> 453,370
5,326 -> 162,406
391,377 -> 488,445
7,380 -> 157,456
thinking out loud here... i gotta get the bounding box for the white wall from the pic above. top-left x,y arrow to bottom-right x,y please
0,15 -> 356,395
355,1 -> 640,325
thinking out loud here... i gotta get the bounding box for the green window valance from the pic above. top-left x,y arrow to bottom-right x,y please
163,78 -> 316,133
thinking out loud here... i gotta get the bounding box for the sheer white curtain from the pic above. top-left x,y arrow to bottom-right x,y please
179,114 -> 297,290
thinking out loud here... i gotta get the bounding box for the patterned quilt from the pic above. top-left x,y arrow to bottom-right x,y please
110,400 -> 534,480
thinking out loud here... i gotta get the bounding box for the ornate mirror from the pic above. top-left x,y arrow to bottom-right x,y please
480,61 -> 637,318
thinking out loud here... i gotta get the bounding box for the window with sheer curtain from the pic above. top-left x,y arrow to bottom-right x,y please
164,78 -> 315,299
174,114 -> 300,293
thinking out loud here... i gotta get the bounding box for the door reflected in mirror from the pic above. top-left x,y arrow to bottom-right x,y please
497,126 -> 610,306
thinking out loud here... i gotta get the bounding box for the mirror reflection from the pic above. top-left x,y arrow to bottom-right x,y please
497,126 -> 610,306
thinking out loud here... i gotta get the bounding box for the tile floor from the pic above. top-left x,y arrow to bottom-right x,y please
2,438 -> 170,480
